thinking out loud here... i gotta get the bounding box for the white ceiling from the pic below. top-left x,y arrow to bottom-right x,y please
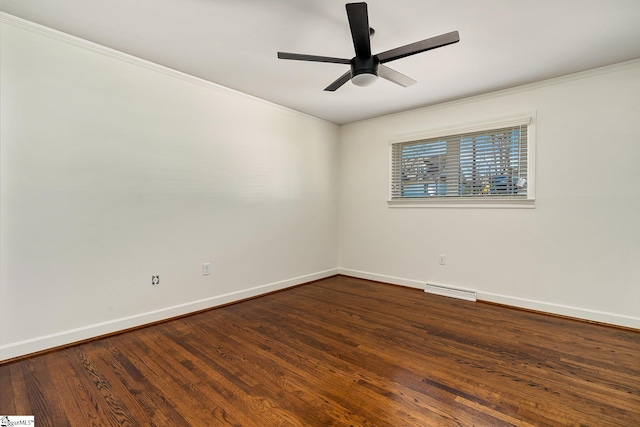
2,0 -> 640,124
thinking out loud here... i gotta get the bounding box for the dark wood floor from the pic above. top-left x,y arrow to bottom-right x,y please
1,276 -> 639,426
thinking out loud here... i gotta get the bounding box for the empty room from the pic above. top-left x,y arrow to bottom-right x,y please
1,1 -> 639,426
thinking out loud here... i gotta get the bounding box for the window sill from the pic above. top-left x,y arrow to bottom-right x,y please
387,198 -> 535,209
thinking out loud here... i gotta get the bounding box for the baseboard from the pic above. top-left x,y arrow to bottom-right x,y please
477,291 -> 640,330
337,268 -> 425,289
338,268 -> 640,330
0,268 -> 339,362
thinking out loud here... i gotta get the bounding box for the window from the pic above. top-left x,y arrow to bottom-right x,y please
390,116 -> 534,207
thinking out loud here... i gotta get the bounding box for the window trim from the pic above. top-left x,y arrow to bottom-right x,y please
387,112 -> 536,208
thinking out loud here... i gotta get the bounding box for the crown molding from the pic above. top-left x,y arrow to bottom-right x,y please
2,11 -> 638,127
345,57 -> 640,127
0,12 -> 334,126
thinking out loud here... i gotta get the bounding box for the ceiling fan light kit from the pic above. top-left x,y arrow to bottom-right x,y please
351,72 -> 378,87
277,2 -> 459,91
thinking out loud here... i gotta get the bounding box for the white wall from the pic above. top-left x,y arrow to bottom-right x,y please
338,61 -> 640,328
0,18 -> 340,360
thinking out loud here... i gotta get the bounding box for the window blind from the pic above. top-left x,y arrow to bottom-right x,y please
391,124 -> 528,199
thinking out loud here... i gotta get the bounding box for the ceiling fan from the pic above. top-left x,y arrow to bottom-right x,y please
277,2 -> 460,91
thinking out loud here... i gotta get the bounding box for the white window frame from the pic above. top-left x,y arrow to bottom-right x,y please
388,112 -> 536,209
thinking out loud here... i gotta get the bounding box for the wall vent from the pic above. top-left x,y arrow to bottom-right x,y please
424,283 -> 477,302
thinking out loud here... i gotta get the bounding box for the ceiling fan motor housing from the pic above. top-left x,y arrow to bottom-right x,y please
351,56 -> 379,86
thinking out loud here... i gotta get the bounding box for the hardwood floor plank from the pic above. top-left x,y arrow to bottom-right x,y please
115,331 -> 251,426
1,275 -> 638,426
100,337 -> 196,426
6,364 -> 33,416
87,340 -> 176,425
71,346 -> 138,426
170,325 -> 345,426
203,314 -> 404,426
56,350 -> 115,427
132,327 -> 261,426
214,293 -> 533,426
169,318 -> 359,426
20,357 -> 71,427
0,363 -> 17,415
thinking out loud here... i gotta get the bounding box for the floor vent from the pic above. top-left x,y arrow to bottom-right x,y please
424,283 -> 477,302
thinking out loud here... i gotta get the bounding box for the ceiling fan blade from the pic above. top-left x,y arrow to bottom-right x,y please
278,52 -> 351,64
346,2 -> 371,58
324,70 -> 352,91
377,31 -> 460,64
378,65 -> 417,87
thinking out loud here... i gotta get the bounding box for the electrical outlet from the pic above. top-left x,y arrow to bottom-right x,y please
439,255 -> 446,265
202,263 -> 210,276
152,275 -> 160,286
